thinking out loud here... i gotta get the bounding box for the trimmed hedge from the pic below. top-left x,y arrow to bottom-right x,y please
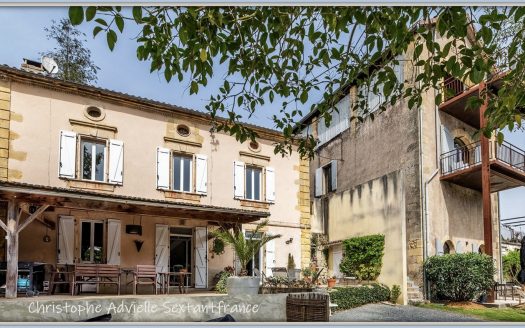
329,284 -> 390,310
339,234 -> 385,281
425,253 -> 495,302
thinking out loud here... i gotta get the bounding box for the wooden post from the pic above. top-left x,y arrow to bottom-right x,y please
479,82 -> 495,303
5,200 -> 18,299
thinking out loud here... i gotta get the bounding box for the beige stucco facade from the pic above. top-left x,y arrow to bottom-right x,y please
0,66 -> 308,291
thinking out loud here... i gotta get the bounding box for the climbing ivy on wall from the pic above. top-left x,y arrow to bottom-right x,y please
339,234 -> 385,281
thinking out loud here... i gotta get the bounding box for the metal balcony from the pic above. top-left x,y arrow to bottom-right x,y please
440,140 -> 525,192
438,74 -> 506,129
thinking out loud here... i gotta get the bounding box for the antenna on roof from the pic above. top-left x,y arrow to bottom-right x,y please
41,56 -> 59,75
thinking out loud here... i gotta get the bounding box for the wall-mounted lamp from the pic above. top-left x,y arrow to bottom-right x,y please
285,237 -> 293,245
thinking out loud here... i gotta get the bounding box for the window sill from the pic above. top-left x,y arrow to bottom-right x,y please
63,178 -> 117,192
162,190 -> 204,203
238,199 -> 272,210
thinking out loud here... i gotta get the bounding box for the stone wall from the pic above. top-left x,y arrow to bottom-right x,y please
298,158 -> 311,268
0,78 -> 10,180
0,294 -> 288,322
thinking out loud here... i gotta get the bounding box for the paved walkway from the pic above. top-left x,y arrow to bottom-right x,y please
330,303 -> 483,322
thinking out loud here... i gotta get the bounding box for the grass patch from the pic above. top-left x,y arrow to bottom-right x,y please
419,303 -> 525,322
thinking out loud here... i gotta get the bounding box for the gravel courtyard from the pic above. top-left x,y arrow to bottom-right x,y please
330,303 -> 483,322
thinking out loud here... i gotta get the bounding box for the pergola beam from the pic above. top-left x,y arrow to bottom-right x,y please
16,204 -> 49,234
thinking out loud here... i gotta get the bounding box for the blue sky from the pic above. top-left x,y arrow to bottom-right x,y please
0,6 -> 523,228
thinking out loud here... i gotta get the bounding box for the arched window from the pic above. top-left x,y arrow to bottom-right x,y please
453,137 -> 469,165
478,244 -> 485,254
443,240 -> 455,254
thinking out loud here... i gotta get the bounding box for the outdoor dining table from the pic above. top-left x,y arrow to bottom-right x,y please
160,272 -> 192,294
120,267 -> 135,294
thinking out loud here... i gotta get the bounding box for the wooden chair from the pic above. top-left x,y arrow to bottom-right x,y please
49,265 -> 74,295
96,264 -> 120,295
133,265 -> 157,295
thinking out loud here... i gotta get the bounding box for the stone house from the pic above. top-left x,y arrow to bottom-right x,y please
298,30 -> 525,304
0,62 -> 311,297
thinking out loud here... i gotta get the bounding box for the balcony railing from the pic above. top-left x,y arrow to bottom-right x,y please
441,141 -> 481,175
494,141 -> 525,172
440,140 -> 525,176
443,76 -> 467,101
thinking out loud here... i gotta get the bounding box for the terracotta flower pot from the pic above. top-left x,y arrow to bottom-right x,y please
327,278 -> 336,288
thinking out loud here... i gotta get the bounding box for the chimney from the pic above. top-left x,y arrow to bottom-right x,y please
20,58 -> 45,74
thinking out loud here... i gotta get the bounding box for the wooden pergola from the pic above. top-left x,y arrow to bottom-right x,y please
0,182 -> 268,298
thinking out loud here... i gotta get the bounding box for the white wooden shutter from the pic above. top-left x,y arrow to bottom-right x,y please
265,237 -> 275,277
315,167 -> 323,197
435,238 -> 444,256
58,130 -> 77,178
330,160 -> 337,191
195,154 -> 208,194
106,219 -> 121,265
441,126 -> 455,173
57,216 -> 75,264
194,227 -> 208,289
155,224 -> 169,274
233,161 -> 245,198
265,166 -> 275,203
108,139 -> 124,184
156,147 -> 170,190
456,240 -> 463,254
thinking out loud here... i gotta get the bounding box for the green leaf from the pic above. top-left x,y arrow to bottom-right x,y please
300,90 -> 308,103
68,7 -> 84,25
497,132 -> 504,144
199,48 -> 208,62
516,114 -> 522,127
106,29 -> 117,51
85,6 -> 96,22
132,6 -> 143,22
93,26 -> 103,38
190,81 -> 198,94
469,67 -> 484,84
115,15 -> 125,33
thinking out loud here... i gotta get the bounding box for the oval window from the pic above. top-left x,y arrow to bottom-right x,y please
249,141 -> 260,151
84,106 -> 105,121
177,124 -> 191,137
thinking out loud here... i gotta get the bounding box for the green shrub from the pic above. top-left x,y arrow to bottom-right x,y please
390,285 -> 401,303
425,253 -> 495,302
503,250 -> 521,283
329,284 -> 390,310
214,271 -> 232,294
339,234 -> 385,281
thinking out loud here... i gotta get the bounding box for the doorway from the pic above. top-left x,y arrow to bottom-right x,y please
169,227 -> 192,287
245,231 -> 263,276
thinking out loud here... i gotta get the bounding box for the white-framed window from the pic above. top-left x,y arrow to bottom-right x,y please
156,147 -> 207,195
80,138 -> 107,182
315,160 -> 337,197
173,154 -> 193,192
58,130 -> 124,185
233,161 -> 275,202
80,219 -> 104,263
245,166 -> 262,201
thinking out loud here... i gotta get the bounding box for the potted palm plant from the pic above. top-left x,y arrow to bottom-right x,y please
212,220 -> 281,295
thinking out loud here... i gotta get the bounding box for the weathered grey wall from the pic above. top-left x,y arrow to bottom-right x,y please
325,171 -> 407,304
0,294 -> 287,322
310,92 -> 421,303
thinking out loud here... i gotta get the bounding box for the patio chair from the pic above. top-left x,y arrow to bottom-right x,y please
133,265 -> 157,295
